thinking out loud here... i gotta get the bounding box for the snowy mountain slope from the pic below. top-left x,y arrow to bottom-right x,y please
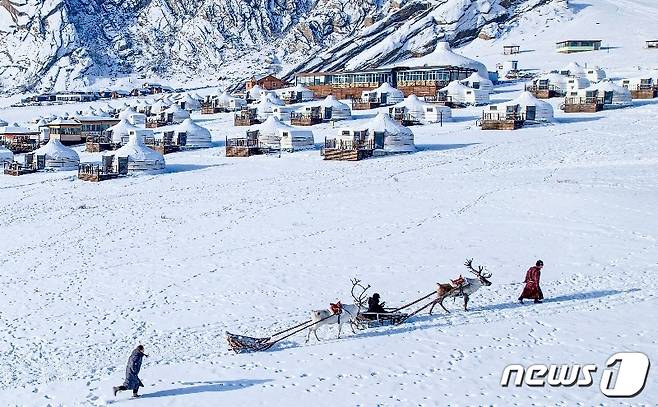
0,0 -> 561,94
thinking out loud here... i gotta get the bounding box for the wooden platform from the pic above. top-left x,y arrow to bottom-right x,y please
290,113 -> 322,126
148,144 -> 181,155
529,89 -> 556,99
481,119 -> 525,130
226,146 -> 263,157
85,141 -> 114,152
322,148 -> 373,161
4,166 -> 37,176
630,89 -> 657,99
563,103 -> 603,113
234,116 -> 261,127
77,171 -> 120,182
352,101 -> 381,111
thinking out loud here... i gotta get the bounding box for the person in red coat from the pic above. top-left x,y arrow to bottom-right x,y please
518,260 -> 544,304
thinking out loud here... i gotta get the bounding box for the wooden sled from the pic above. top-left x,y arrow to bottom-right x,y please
353,310 -> 409,329
226,332 -> 274,353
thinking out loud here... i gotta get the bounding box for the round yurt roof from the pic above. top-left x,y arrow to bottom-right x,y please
562,61 -> 587,77
216,91 -> 238,103
250,116 -> 295,135
33,138 -> 80,164
164,105 -> 191,120
492,91 -> 554,120
465,71 -> 493,84
366,112 -> 412,136
180,94 -> 200,106
587,80 -> 633,104
36,118 -> 49,127
321,95 -> 350,109
118,107 -> 138,120
259,92 -> 284,106
440,81 -> 473,94
107,119 -> 139,143
393,41 -> 488,76
394,94 -> 432,110
0,145 -> 13,162
112,132 -> 165,169
150,99 -> 171,114
176,119 -> 211,147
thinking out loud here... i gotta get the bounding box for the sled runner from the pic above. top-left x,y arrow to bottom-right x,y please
352,310 -> 409,329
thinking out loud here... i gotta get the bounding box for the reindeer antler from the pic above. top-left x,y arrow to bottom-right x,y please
350,278 -> 371,307
465,258 -> 491,278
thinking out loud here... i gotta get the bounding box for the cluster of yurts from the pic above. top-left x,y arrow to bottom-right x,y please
1,41 -> 646,172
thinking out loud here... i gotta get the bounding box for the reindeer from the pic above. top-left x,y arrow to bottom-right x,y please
429,259 -> 492,314
306,279 -> 369,342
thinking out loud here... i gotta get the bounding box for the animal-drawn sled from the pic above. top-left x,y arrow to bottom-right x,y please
352,309 -> 408,329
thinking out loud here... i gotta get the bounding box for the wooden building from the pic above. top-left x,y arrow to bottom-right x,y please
75,116 -> 120,140
503,45 -> 520,55
0,125 -> 39,153
245,75 -> 288,92
294,65 -> 475,99
47,118 -> 83,145
620,77 -> 657,99
556,40 -> 602,54
321,130 -> 374,161
55,93 -> 98,103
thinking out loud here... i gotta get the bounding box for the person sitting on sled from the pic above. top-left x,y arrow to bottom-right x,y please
518,260 -> 545,304
365,293 -> 387,319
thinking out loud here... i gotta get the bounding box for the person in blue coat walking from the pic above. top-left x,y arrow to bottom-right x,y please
113,345 -> 148,398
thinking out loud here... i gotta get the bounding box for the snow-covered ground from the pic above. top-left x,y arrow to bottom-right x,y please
1,89 -> 657,405
1,1 -> 658,404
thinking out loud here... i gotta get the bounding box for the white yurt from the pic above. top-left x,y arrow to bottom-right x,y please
272,105 -> 294,121
32,138 -> 80,170
560,62 -> 587,78
484,91 -> 554,122
110,130 -> 165,171
531,73 -> 570,93
163,105 -> 191,124
439,81 -> 490,106
35,118 -> 50,143
276,84 -> 315,102
362,82 -> 405,105
250,116 -> 314,151
215,91 -> 247,111
256,94 -> 286,120
0,145 -> 13,165
394,41 -> 488,77
391,94 -> 452,123
565,76 -> 591,93
248,84 -> 268,101
366,112 -> 415,153
150,100 -> 171,116
320,95 -> 352,120
106,119 -> 139,144
585,66 -> 606,82
620,76 -> 654,91
461,72 -> 494,94
586,80 -> 632,107
119,107 -> 146,126
178,94 -> 201,111
175,119 -> 212,149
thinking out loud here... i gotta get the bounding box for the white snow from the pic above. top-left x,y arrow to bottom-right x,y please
0,1 -> 658,405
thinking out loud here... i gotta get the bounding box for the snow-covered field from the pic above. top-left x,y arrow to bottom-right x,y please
1,1 -> 658,405
1,90 -> 657,405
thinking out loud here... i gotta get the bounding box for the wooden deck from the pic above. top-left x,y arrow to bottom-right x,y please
352,101 -> 381,111
322,148 -> 373,161
630,89 -> 657,99
481,119 -> 525,130
529,89 -> 557,99
3,164 -> 37,176
290,113 -> 322,126
563,103 -> 603,113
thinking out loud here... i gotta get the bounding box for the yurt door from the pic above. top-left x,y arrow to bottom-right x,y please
603,91 -> 613,105
380,93 -> 388,105
525,106 -> 536,121
324,107 -> 332,120
373,131 -> 385,149
296,92 -> 302,102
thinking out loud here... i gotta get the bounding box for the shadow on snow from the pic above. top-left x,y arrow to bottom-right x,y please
126,379 -> 272,400
163,164 -> 228,174
272,288 -> 639,350
415,143 -> 479,152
